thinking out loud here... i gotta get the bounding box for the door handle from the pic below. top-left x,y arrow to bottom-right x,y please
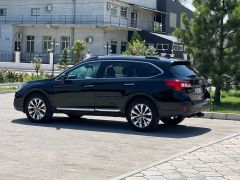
84,85 -> 95,88
124,83 -> 135,86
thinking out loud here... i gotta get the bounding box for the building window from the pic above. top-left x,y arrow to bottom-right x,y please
121,41 -> 127,53
0,27 -> 2,39
169,12 -> 177,28
163,44 -> 169,50
146,43 -> 155,49
43,36 -> 52,52
178,45 -> 184,51
15,41 -> 21,51
172,44 -> 178,51
0,8 -> 7,16
153,22 -> 163,33
31,8 -> 40,16
120,7 -> 128,18
156,44 -> 163,50
26,36 -> 34,53
111,41 -> 118,54
61,36 -> 70,51
111,4 -> 118,16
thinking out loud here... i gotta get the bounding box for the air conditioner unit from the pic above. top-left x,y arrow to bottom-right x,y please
86,37 -> 93,43
46,4 -> 52,11
15,33 -> 23,39
106,2 -> 111,10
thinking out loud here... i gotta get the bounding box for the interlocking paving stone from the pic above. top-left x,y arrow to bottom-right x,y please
123,135 -> 240,180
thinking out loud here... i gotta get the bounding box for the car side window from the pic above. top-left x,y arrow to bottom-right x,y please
101,61 -> 137,78
67,62 -> 101,80
133,62 -> 161,77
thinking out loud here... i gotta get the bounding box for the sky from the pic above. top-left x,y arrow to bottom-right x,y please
184,0 -> 194,11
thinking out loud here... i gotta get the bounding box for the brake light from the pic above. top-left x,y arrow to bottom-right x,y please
164,80 -> 192,91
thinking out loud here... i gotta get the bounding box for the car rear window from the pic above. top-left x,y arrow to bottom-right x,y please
170,65 -> 199,77
133,62 -> 161,77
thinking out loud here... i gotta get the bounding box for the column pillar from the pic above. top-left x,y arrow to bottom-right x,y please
15,51 -> 21,63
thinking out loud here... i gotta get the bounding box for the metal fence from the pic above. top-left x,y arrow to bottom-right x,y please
20,53 -> 49,64
0,52 -> 14,62
19,53 -> 77,64
0,15 -> 154,31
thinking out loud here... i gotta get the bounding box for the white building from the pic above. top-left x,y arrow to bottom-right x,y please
0,0 -> 160,63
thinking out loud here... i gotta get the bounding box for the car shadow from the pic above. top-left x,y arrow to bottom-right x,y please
11,117 -> 211,138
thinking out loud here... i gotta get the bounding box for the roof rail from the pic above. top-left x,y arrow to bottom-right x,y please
145,56 -> 160,60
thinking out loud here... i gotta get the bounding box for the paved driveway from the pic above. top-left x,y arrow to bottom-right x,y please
1,93 -> 240,180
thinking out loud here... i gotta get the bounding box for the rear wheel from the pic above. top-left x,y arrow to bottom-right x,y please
161,116 -> 185,126
126,99 -> 159,131
25,94 -> 53,123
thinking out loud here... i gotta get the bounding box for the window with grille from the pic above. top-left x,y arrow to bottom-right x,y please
43,36 -> 52,52
120,7 -> 128,18
61,36 -> 70,51
0,8 -> 6,16
27,36 -> 35,53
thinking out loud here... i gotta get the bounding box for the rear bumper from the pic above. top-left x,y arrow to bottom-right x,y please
158,98 -> 211,118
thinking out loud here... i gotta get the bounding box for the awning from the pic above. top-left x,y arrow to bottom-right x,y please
151,33 -> 181,43
130,4 -> 166,14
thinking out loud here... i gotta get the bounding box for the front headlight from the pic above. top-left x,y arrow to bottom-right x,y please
17,83 -> 28,91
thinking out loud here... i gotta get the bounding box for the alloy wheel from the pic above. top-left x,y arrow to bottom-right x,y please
130,104 -> 153,128
28,98 -> 47,120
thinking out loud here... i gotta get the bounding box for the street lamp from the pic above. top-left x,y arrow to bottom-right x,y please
50,38 -> 59,76
104,42 -> 111,55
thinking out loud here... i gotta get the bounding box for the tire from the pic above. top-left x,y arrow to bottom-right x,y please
66,114 -> 83,119
161,116 -> 185,126
25,94 -> 53,123
126,99 -> 159,132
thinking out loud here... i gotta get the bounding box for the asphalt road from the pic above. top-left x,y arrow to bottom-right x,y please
1,93 -> 240,180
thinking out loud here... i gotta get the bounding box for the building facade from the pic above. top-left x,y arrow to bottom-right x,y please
0,0 -> 192,63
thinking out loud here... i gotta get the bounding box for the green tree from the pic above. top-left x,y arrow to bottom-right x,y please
58,48 -> 69,71
174,0 -> 240,104
32,57 -> 42,77
130,31 -> 142,42
71,40 -> 87,64
123,39 -> 148,56
146,46 -> 158,56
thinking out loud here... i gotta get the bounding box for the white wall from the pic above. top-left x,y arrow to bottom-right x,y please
0,25 -> 14,53
12,25 -> 128,55
0,0 -> 107,16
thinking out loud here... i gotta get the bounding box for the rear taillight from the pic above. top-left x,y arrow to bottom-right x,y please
164,80 -> 192,91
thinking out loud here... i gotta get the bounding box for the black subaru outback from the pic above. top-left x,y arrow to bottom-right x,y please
14,56 -> 210,131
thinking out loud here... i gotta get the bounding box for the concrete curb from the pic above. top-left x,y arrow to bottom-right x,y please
111,133 -> 240,180
0,82 -> 19,88
203,112 -> 240,121
0,91 -> 16,94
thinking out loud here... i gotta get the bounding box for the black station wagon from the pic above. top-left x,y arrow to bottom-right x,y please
14,56 -> 210,131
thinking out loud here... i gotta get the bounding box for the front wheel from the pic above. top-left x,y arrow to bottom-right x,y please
126,99 -> 159,132
25,94 -> 53,123
161,116 -> 185,126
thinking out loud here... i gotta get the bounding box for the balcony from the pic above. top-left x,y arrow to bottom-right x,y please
0,15 -> 153,31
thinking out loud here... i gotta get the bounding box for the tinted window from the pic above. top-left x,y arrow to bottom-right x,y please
133,62 -> 161,77
170,65 -> 199,77
67,62 -> 101,79
101,61 -> 136,78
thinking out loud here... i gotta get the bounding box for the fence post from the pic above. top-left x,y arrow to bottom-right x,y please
49,52 -> 54,66
15,51 -> 21,64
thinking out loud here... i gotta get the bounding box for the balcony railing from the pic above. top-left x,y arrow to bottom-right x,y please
0,15 -> 153,31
